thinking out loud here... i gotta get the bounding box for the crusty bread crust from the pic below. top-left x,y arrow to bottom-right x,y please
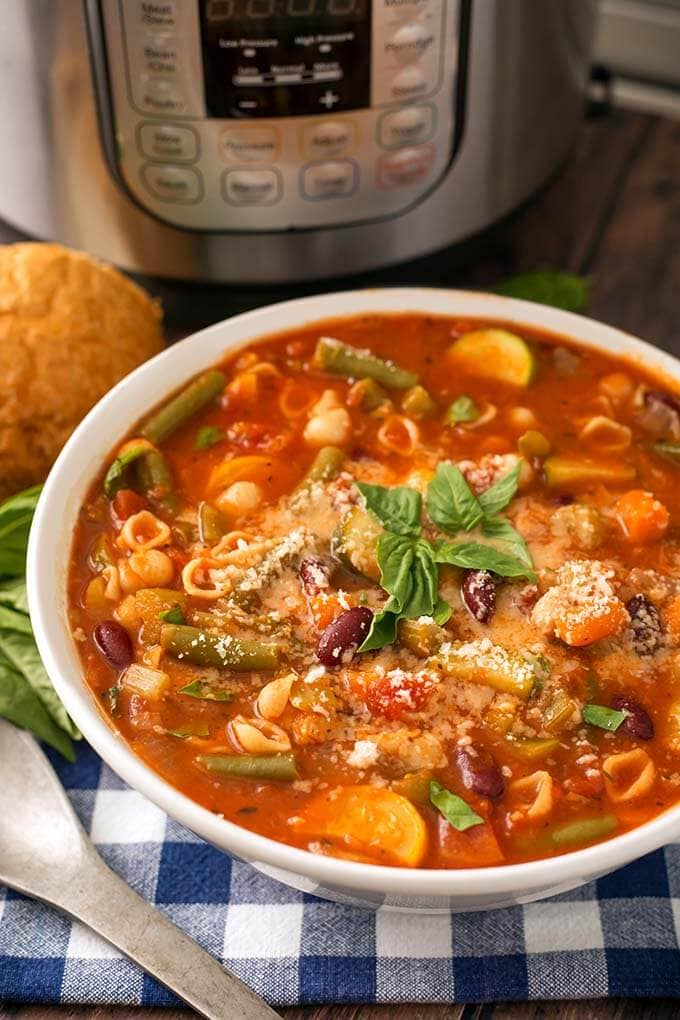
0,243 -> 164,500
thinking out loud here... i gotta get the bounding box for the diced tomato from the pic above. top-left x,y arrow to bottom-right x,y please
111,489 -> 146,524
365,670 -> 436,721
227,421 -> 291,454
436,815 -> 505,867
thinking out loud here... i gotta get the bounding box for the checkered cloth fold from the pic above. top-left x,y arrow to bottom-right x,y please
2,742 -> 680,1007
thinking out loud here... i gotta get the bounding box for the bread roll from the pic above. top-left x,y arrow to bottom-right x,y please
0,243 -> 164,501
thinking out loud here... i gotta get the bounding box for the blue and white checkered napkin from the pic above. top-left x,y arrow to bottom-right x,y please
2,742 -> 680,1008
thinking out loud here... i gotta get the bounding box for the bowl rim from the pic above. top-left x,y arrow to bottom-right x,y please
27,286 -> 680,898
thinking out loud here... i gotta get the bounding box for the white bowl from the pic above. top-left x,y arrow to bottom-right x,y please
28,288 -> 680,913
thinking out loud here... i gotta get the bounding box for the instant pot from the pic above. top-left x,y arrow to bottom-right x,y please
0,1 -> 596,284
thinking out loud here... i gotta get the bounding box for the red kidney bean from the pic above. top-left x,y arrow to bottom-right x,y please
610,695 -> 655,741
317,606 -> 373,667
93,620 -> 133,670
626,593 -> 663,656
639,390 -> 680,437
461,570 -> 497,623
299,556 -> 331,597
456,746 -> 505,799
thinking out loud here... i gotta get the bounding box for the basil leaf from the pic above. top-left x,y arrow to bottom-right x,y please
376,532 -> 416,614
359,610 -> 399,653
447,395 -> 479,425
653,441 -> 680,464
435,540 -> 536,581
178,680 -> 234,701
0,653 -> 75,761
426,463 -> 483,534
0,629 -> 80,738
0,578 -> 29,614
159,605 -> 185,624
583,703 -> 627,732
433,597 -> 452,626
481,515 -> 533,569
429,780 -> 484,832
0,604 -> 33,635
356,482 -> 422,537
495,271 -> 589,312
478,462 -> 522,516
103,445 -> 147,499
0,485 -> 42,578
196,426 -> 225,451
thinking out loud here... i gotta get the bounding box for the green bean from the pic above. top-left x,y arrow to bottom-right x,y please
315,337 -> 418,389
198,501 -> 228,544
297,446 -> 345,491
401,385 -> 437,419
200,752 -> 299,781
348,377 -> 388,411
549,815 -> 617,848
137,450 -> 179,515
141,370 -> 226,445
160,624 -> 280,670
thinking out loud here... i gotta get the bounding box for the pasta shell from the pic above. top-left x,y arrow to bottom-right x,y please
230,715 -> 291,754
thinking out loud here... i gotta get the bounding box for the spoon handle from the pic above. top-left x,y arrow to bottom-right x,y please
51,850 -> 280,1020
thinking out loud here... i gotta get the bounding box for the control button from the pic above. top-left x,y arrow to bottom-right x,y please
135,1 -> 177,29
390,66 -> 429,101
382,0 -> 432,18
141,164 -> 202,203
220,127 -> 279,165
137,122 -> 199,162
319,90 -> 340,110
386,23 -> 435,64
222,169 -> 282,206
302,120 -> 357,159
378,104 -> 435,149
138,76 -> 187,114
377,144 -> 435,189
301,160 -> 358,200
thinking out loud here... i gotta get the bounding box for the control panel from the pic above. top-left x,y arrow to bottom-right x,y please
93,0 -> 465,231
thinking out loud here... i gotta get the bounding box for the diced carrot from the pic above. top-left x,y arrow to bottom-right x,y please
663,594 -> 680,642
291,785 -> 428,867
553,597 -> 628,647
615,489 -> 669,544
308,591 -> 354,631
436,816 -> 505,867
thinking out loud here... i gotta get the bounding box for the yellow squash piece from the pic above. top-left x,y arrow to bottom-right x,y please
544,456 -> 636,487
448,329 -> 536,386
292,785 -> 427,867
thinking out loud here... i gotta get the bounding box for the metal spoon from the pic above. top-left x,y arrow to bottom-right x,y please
0,719 -> 280,1020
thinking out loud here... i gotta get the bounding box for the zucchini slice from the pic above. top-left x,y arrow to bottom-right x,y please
544,456 -> 636,487
448,329 -> 536,386
331,506 -> 382,581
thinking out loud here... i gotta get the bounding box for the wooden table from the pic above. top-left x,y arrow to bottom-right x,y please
1,106 -> 679,1019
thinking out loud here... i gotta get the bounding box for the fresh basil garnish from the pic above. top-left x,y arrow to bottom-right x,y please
178,680 -> 235,701
196,426 -> 225,451
495,271 -> 589,313
430,780 -> 484,831
360,534 -> 444,652
103,444 -> 148,499
478,461 -> 522,516
356,481 -> 422,537
0,485 -> 43,577
435,540 -> 536,581
481,515 -> 533,569
582,703 -> 627,732
447,395 -> 479,425
426,463 -> 483,535
159,605 -> 185,625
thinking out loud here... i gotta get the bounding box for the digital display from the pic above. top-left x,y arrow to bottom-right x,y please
206,0 -> 361,16
199,0 -> 371,118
